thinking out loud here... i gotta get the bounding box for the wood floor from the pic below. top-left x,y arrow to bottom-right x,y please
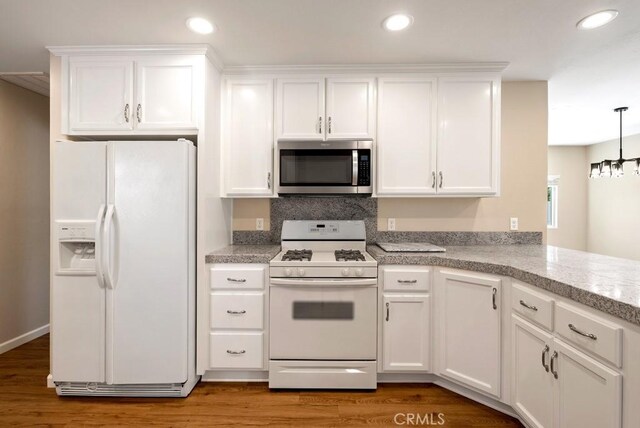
0,335 -> 522,427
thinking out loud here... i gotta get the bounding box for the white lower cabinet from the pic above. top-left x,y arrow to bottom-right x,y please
512,315 -> 622,428
208,264 -> 268,371
436,269 -> 502,397
382,294 -> 430,371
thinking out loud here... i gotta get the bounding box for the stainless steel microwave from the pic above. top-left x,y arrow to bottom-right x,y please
276,140 -> 373,195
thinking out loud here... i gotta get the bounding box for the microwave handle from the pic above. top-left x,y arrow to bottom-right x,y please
352,150 -> 358,186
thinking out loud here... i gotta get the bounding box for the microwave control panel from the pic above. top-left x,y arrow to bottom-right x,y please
357,150 -> 371,186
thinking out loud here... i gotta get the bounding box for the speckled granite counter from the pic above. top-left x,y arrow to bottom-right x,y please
205,245 -> 280,264
368,244 -> 640,326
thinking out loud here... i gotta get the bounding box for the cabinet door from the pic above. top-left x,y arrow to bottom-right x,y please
377,77 -> 437,195
382,294 -> 431,371
224,79 -> 274,196
325,77 -> 375,140
512,315 -> 554,428
68,57 -> 134,132
437,269 -> 501,397
135,56 -> 198,131
554,339 -> 622,428
275,78 -> 325,140
436,76 -> 500,195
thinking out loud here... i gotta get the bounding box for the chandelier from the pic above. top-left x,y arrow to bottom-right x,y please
590,107 -> 640,178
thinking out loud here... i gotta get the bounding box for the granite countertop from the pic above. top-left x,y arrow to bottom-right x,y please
368,244 -> 640,326
205,243 -> 640,326
205,245 -> 281,264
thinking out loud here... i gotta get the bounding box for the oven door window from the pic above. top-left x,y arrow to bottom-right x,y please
292,301 -> 354,320
280,150 -> 353,186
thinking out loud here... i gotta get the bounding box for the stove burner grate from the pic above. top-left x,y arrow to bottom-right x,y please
335,249 -> 366,262
282,249 -> 313,262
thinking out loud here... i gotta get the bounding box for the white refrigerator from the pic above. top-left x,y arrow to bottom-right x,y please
50,139 -> 198,397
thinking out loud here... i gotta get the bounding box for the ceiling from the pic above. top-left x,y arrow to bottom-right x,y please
1,0 -> 639,145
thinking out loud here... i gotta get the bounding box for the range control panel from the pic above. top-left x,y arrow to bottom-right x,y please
308,223 -> 340,234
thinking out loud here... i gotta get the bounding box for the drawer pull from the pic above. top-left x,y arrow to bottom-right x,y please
226,310 -> 246,315
397,279 -> 418,284
550,351 -> 558,379
519,300 -> 538,311
386,302 -> 390,322
492,287 -> 498,310
227,277 -> 246,283
541,344 -> 550,372
568,323 -> 598,340
226,349 -> 246,355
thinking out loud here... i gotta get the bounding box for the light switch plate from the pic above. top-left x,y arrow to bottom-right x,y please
256,218 -> 264,231
388,218 -> 396,231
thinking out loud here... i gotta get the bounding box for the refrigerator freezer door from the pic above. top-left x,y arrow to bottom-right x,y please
106,140 -> 192,384
51,141 -> 107,382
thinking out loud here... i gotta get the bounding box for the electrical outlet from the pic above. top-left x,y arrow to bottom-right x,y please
256,218 -> 264,231
510,217 -> 519,231
388,218 -> 396,231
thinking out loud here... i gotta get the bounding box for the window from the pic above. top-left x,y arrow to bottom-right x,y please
547,176 -> 559,229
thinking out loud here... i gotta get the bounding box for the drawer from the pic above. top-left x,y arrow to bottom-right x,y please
210,293 -> 264,330
555,302 -> 623,368
210,264 -> 266,290
209,332 -> 264,369
383,266 -> 430,292
511,282 -> 554,331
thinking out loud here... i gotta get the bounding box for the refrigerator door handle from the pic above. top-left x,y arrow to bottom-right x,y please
95,204 -> 106,288
103,204 -> 116,290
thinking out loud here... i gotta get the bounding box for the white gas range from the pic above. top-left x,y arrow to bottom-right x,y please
268,220 -> 378,390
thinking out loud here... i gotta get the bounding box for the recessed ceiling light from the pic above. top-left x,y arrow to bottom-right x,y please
382,14 -> 414,32
576,10 -> 618,30
186,17 -> 215,35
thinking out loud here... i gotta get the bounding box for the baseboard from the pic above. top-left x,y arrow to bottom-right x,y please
0,324 -> 49,355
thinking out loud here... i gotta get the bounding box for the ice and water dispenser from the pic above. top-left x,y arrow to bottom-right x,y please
56,221 -> 96,275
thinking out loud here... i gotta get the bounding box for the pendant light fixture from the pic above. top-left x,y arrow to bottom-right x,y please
590,107 -> 640,178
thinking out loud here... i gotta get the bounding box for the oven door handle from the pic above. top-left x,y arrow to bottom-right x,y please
270,278 -> 377,287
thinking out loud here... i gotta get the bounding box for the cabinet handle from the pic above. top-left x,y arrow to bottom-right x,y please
550,351 -> 558,379
226,310 -> 246,315
124,104 -> 130,122
385,302 -> 390,322
328,116 -> 332,134
432,172 -> 436,189
397,279 -> 417,284
568,323 -> 598,341
318,116 -> 322,134
439,171 -> 443,189
226,277 -> 246,283
519,300 -> 538,311
267,172 -> 272,189
541,344 -> 550,372
492,287 -> 497,310
226,350 -> 246,355
136,104 -> 141,123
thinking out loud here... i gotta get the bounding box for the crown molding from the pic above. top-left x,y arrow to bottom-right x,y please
47,44 -> 224,71
221,62 -> 509,75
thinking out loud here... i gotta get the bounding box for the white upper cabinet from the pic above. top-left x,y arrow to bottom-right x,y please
325,77 -> 375,140
134,56 -> 198,131
64,54 -> 201,135
436,269 -> 502,398
223,79 -> 274,197
275,77 -> 375,141
275,78 -> 325,140
436,76 -> 500,195
377,77 -> 437,195
68,57 -> 134,133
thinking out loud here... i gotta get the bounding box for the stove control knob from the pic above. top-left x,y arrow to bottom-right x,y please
342,268 -> 350,277
297,268 -> 306,277
354,268 -> 364,277
284,268 -> 293,277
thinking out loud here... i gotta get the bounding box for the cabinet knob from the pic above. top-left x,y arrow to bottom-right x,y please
550,351 -> 558,379
328,116 -> 332,134
541,344 -> 550,372
124,104 -> 130,123
492,287 -> 497,310
432,172 -> 436,189
318,116 -> 322,134
385,302 -> 390,322
439,171 -> 443,189
136,104 -> 142,123
267,172 -> 272,190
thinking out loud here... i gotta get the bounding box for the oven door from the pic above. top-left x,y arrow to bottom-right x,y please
269,278 -> 377,360
277,140 -> 372,194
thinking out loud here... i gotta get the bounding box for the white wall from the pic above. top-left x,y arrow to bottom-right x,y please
0,79 -> 50,350
547,146 -> 588,251
587,133 -> 640,260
